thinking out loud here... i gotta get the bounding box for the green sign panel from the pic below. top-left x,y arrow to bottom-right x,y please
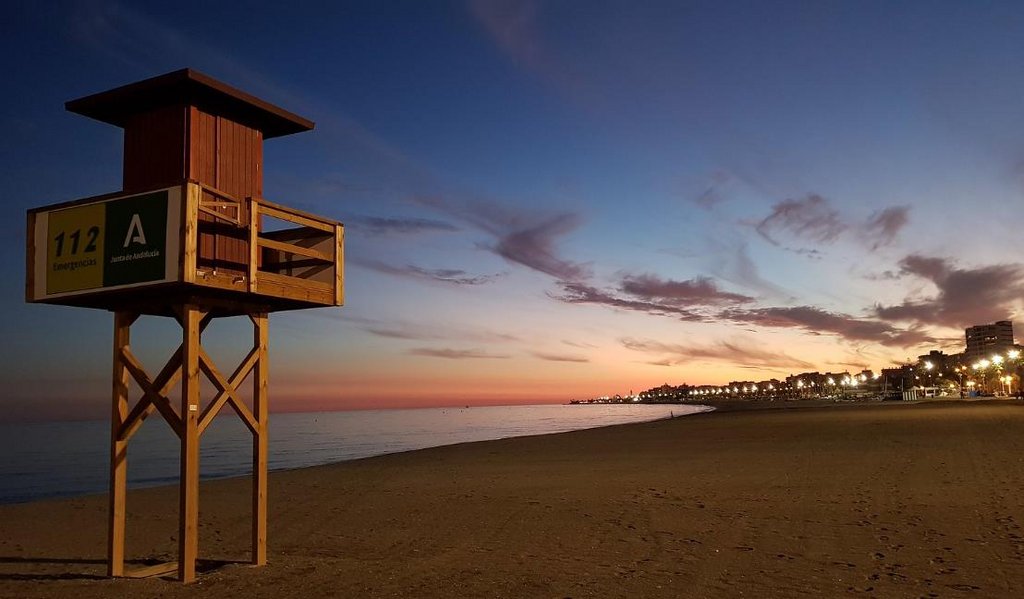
45,191 -> 170,295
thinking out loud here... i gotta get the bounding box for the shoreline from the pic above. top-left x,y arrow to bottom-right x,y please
3,399 -> 1024,597
0,403 -> 699,507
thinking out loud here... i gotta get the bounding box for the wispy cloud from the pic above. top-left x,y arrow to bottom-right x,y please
417,195 -> 588,281
753,195 -> 909,253
722,305 -> 934,348
699,241 -> 794,301
563,339 -> 598,349
552,272 -> 752,319
874,255 -> 1024,328
530,351 -> 589,363
349,215 -> 460,236
552,281 -> 702,320
693,170 -> 733,209
409,348 -> 511,359
553,263 -> 934,350
491,212 -> 589,280
619,273 -> 754,306
352,317 -> 519,344
860,206 -> 910,250
468,0 -> 587,102
621,337 -> 815,370
468,0 -> 546,71
755,194 -> 847,247
351,256 -> 501,286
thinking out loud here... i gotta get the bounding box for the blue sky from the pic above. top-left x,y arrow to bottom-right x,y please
3,1 -> 1024,420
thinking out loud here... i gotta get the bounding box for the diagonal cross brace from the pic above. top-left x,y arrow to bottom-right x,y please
197,347 -> 260,435
119,346 -> 184,442
120,347 -> 184,438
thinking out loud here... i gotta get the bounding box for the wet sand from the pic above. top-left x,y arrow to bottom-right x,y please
3,399 -> 1024,598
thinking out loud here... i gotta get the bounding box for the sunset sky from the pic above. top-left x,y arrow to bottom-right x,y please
3,1 -> 1024,420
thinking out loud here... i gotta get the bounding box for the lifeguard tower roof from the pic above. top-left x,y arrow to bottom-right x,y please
65,68 -> 314,139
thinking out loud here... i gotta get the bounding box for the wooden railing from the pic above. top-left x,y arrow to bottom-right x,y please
247,196 -> 344,306
187,181 -> 343,307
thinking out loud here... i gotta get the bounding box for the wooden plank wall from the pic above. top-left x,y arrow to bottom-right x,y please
123,105 -> 187,193
188,107 -> 263,275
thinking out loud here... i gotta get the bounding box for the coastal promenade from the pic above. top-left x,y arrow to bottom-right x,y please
2,400 -> 1024,597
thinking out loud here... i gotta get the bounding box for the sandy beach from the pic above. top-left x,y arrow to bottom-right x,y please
3,399 -> 1024,598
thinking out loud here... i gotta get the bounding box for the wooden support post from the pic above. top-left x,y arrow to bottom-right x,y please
105,305 -> 273,582
179,305 -> 203,583
252,313 -> 269,565
108,312 -> 136,577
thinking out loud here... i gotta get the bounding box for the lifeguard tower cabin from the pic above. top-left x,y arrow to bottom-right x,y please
25,69 -> 343,582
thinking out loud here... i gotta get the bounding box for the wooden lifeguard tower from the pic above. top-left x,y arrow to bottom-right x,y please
25,69 -> 343,582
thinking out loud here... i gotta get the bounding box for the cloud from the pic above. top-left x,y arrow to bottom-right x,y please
468,0 -> 586,101
356,318 -> 519,344
874,255 -> 1024,328
351,256 -> 501,286
530,351 -> 589,363
408,348 -> 511,359
619,273 -> 754,306
723,306 -> 934,348
491,213 -> 589,280
563,339 -> 598,349
860,206 -> 910,250
350,215 -> 460,236
552,281 -> 703,320
700,241 -> 794,301
753,195 -> 909,253
755,194 -> 847,247
468,0 -> 545,71
553,267 -> 934,350
552,272 -> 753,320
417,195 -> 588,281
693,170 -> 733,209
621,337 -> 816,370
830,360 -> 870,370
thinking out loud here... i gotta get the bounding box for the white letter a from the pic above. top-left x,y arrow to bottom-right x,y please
123,214 -> 147,247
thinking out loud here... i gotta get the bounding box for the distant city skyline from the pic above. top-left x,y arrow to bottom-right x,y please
590,318 -> 1022,403
3,1 -> 1024,420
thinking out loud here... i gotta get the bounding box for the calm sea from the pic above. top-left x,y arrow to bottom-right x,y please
0,403 -> 710,504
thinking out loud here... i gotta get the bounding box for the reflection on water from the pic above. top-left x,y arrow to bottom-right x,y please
0,403 -> 710,504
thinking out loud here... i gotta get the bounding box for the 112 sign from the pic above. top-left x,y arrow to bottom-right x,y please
53,226 -> 100,257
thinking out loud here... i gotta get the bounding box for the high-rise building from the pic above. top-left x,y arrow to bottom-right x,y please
964,320 -> 1014,363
